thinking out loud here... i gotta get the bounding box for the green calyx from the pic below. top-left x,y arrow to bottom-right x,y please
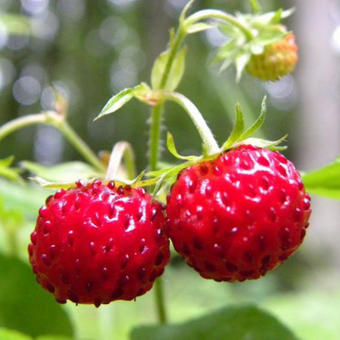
146,96 -> 287,196
221,96 -> 286,152
215,8 -> 294,81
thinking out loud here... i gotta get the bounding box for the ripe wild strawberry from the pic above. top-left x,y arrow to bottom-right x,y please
166,145 -> 311,282
28,181 -> 170,306
246,33 -> 298,81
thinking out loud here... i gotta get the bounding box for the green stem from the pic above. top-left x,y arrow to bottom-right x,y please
148,6 -> 250,325
154,275 -> 167,324
0,113 -> 47,141
0,112 -> 105,172
184,9 -> 253,40
148,28 -> 186,172
161,91 -> 219,155
149,104 -> 164,171
56,119 -> 105,172
148,24 -> 186,330
160,28 -> 186,89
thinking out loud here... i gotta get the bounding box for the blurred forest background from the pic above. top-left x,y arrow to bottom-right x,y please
0,0 -> 340,339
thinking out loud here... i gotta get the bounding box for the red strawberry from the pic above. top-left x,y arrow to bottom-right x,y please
246,33 -> 298,81
28,181 -> 170,306
166,145 -> 311,282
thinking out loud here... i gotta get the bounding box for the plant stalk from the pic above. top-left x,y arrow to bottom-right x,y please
148,21 -> 186,330
184,9 -> 253,40
161,91 -> 219,155
0,112 -> 105,172
56,120 -> 105,172
148,6 -> 251,325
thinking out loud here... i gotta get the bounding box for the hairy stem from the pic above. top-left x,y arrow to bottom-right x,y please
56,120 -> 105,172
149,104 -> 164,171
0,112 -> 105,172
148,22 -> 186,330
148,28 -> 185,171
0,113 -> 47,141
184,9 -> 253,40
161,91 -> 219,155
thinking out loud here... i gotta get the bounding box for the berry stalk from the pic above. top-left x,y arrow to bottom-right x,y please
161,91 -> 219,155
184,9 -> 253,40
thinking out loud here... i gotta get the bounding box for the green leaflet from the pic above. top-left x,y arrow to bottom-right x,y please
21,161 -> 100,183
131,304 -> 298,340
0,255 -> 74,338
302,156 -> 340,200
95,83 -> 150,120
151,47 -> 187,91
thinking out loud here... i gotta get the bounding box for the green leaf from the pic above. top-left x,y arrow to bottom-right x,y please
151,47 -> 187,91
0,254 -> 73,338
0,328 -> 31,340
131,305 -> 298,340
0,157 -> 22,183
222,102 -> 245,150
167,132 -> 197,161
29,177 -> 77,190
0,179 -> 48,219
187,22 -> 214,34
95,83 -> 149,120
239,96 -> 267,140
302,156 -> 340,199
21,161 -> 99,183
96,88 -> 135,119
235,52 -> 251,82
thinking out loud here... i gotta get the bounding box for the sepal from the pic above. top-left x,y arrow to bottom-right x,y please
215,7 -> 293,80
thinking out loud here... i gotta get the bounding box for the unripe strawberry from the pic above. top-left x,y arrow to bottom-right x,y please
166,145 -> 311,282
246,34 -> 298,81
28,181 -> 170,306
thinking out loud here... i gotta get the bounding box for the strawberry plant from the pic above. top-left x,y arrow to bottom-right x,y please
0,0 -> 339,339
